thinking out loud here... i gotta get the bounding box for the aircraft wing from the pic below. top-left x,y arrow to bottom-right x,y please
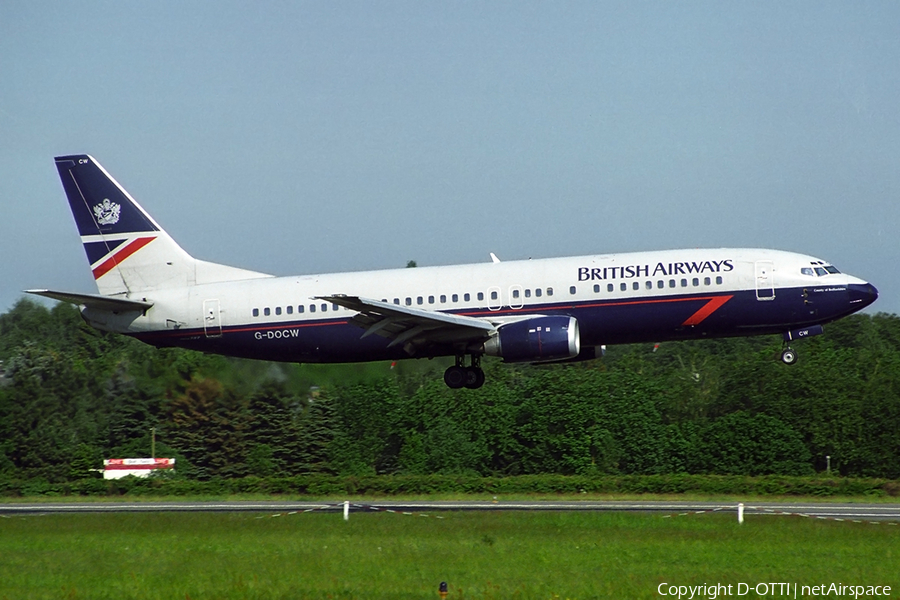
317,295 -> 495,351
26,289 -> 153,312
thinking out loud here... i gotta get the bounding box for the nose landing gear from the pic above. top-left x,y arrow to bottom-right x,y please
780,346 -> 798,365
779,324 -> 824,366
444,354 -> 485,389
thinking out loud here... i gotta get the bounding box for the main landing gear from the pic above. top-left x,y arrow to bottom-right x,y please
444,354 -> 485,389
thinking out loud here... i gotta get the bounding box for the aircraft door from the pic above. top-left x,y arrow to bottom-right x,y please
755,261 -> 775,301
203,299 -> 222,337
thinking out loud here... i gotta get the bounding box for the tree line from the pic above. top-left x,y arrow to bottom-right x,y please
1,299 -> 898,483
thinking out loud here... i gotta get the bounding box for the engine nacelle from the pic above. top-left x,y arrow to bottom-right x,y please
483,316 -> 580,363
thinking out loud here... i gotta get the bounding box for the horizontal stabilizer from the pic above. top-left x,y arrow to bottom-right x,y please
26,289 -> 153,312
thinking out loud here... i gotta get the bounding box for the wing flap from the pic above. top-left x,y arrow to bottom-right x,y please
317,295 -> 494,352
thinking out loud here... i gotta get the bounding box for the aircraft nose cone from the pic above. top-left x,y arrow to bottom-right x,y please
848,283 -> 878,309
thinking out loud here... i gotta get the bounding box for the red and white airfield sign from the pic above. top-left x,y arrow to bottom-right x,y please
103,458 -> 175,480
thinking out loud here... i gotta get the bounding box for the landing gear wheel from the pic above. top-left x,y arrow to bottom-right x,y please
445,354 -> 486,389
464,367 -> 486,389
781,348 -> 798,365
444,366 -> 467,389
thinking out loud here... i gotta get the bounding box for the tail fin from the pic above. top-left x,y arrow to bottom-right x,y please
54,155 -> 270,296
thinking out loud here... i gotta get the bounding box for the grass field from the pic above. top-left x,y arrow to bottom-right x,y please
0,510 -> 896,600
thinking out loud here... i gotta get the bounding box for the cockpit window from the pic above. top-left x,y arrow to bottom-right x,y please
803,264 -> 841,277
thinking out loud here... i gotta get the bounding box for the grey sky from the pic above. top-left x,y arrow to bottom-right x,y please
2,2 -> 898,316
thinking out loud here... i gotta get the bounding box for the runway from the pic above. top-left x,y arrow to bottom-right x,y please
2,500 -> 899,521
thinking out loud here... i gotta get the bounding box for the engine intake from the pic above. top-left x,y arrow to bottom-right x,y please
483,316 -> 580,363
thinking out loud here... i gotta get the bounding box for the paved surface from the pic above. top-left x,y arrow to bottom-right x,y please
1,500 -> 899,521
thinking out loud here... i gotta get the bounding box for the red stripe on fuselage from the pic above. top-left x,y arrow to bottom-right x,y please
681,295 -> 733,326
455,294 -> 735,321
133,318 -> 349,342
92,237 -> 155,279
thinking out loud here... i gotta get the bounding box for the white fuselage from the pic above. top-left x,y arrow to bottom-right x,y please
87,247 -> 869,364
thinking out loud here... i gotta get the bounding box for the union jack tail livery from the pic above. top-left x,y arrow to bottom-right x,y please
54,155 -> 193,296
52,155 -> 270,298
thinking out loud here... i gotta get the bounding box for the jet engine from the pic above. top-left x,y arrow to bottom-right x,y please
483,316 -> 580,362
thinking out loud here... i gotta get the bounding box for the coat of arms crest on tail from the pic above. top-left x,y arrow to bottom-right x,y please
93,198 -> 121,225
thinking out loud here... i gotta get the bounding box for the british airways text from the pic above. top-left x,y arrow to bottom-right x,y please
578,260 -> 734,282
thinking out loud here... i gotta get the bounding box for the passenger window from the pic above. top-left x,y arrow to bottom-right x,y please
298,305 -> 304,313
464,293 -> 471,302
252,308 -> 259,317
692,278 -> 699,287
452,294 -> 459,302
321,303 -> 328,312
535,289 -> 542,298
681,279 -> 687,287
525,289 -> 531,298
332,304 -> 339,311
620,283 -> 627,291
631,282 -> 637,290
704,277 -> 711,286
645,281 -> 652,290
275,307 -> 282,315
287,306 -> 293,315
546,288 -> 553,296
490,291 -> 498,300
264,307 -> 271,316
607,284 -> 614,292
512,289 -> 520,299
593,284 -> 600,293
478,292 -> 484,301
716,276 -> 723,284
657,280 -> 664,289
309,304 -> 316,313
393,298 -> 400,305
669,280 -> 676,288
569,286 -> 576,295
440,294 -> 446,303
405,298 -> 412,306
417,296 -> 423,305
429,296 -> 435,304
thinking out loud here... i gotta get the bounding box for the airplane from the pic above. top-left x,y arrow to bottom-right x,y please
29,155 -> 878,389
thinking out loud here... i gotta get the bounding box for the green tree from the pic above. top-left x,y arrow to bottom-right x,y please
163,378 -> 247,479
693,411 -> 812,475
